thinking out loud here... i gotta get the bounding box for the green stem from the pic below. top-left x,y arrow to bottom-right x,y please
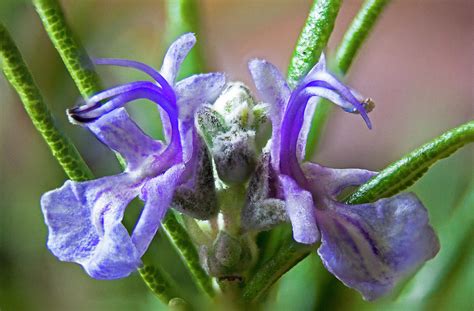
0,22 -> 93,181
165,0 -> 205,79
286,0 -> 342,88
242,120 -> 474,302
242,240 -> 315,303
305,0 -> 391,159
346,121 -> 474,204
162,211 -> 215,297
32,0 -> 102,98
138,265 -> 178,303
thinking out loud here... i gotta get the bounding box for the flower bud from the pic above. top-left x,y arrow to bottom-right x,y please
204,231 -> 253,278
196,82 -> 261,184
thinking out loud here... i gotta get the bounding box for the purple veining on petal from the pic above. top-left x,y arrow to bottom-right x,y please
317,194 -> 440,300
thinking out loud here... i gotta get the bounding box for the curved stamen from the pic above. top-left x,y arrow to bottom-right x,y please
279,86 -> 311,186
70,85 -> 176,120
280,76 -> 373,188
307,76 -> 372,129
70,88 -> 181,158
93,58 -> 175,101
70,81 -> 156,114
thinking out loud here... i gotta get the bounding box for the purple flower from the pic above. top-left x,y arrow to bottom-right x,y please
248,55 -> 439,300
41,33 -> 225,279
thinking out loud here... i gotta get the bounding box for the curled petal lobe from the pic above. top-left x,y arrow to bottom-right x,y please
279,175 -> 319,244
132,164 -> 186,256
317,193 -> 440,300
86,108 -> 163,171
160,33 -> 196,84
41,174 -> 142,279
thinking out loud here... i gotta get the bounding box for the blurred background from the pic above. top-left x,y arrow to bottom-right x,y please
0,0 -> 472,310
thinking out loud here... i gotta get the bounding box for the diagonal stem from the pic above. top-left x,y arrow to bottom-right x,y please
286,0 -> 342,88
32,0 -> 102,98
346,121 -> 474,204
0,22 -> 93,182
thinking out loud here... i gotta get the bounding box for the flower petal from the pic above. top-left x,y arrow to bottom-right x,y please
302,162 -> 376,197
131,164 -> 185,256
279,175 -> 319,244
317,193 -> 440,300
175,72 -> 226,123
296,97 -> 317,161
160,33 -> 196,84
304,53 -> 327,82
86,108 -> 163,171
175,73 -> 226,161
248,59 -> 291,170
41,174 -> 142,279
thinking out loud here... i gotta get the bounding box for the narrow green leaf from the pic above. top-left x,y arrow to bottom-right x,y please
334,0 -> 391,73
346,121 -> 474,204
162,211 -> 215,297
32,0 -> 102,98
0,22 -> 93,181
138,265 -> 178,303
287,0 -> 342,88
242,239 -> 314,303
305,0 -> 391,159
